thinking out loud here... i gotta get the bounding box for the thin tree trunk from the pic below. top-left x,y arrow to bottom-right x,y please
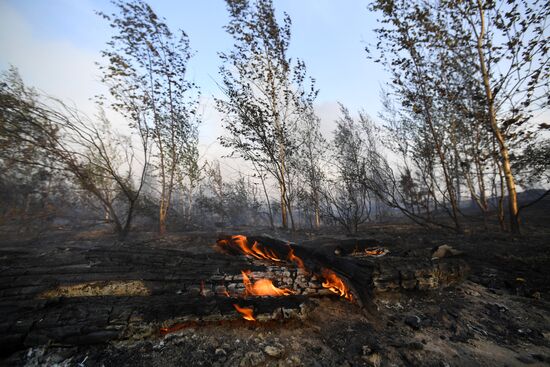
265,48 -> 290,230
279,182 -> 288,229
496,159 -> 506,232
284,176 -> 296,231
475,1 -> 520,234
187,189 -> 194,224
159,210 -> 167,235
407,41 -> 462,233
256,167 -> 274,229
450,119 -> 461,206
313,189 -> 321,230
119,199 -> 136,241
287,196 -> 295,230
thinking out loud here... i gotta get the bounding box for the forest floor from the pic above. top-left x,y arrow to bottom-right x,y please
1,223 -> 550,366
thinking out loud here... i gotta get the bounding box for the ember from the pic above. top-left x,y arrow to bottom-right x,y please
218,235 -> 306,268
219,235 -> 358,303
288,247 -> 305,269
351,247 -> 389,258
233,304 -> 255,321
364,248 -> 385,256
321,269 -> 353,301
241,270 -> 294,297
218,235 -> 282,262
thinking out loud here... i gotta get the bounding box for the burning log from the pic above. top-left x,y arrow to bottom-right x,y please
217,234 -> 469,309
241,270 -> 294,297
321,268 -> 354,301
217,235 -> 377,307
233,304 -> 255,321
0,233 -> 468,354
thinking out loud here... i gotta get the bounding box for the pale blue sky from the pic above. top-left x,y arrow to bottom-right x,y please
1,0 -> 387,111
2,1 -> 548,185
0,0 -> 389,174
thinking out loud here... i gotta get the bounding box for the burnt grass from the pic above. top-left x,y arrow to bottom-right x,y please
1,223 -> 550,366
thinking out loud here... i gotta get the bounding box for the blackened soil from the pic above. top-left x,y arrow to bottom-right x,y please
1,224 -> 550,366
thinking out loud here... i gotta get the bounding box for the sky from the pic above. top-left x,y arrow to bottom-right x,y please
0,0 -> 388,177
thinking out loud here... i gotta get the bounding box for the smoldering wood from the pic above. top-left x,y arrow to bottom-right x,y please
0,234 -> 467,356
0,240 -> 313,355
220,235 -> 468,307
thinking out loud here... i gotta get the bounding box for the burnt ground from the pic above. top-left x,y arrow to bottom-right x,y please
1,224 -> 550,366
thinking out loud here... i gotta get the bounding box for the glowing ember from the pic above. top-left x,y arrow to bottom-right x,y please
251,241 -> 282,262
219,235 -> 357,302
364,248 -> 388,257
218,235 -> 282,262
233,303 -> 255,321
218,236 -> 307,270
288,247 -> 305,269
160,323 -> 187,335
241,271 -> 294,296
321,269 -> 353,301
351,247 -> 389,258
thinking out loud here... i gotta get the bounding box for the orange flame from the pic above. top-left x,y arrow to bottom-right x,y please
364,248 -> 386,256
218,236 -> 307,271
241,270 -> 294,297
352,246 -> 388,257
288,247 -> 305,269
220,235 -> 282,262
160,323 -> 187,334
219,235 -> 355,302
233,303 -> 255,321
321,269 -> 353,301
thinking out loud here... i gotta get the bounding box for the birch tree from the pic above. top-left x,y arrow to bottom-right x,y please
216,0 -> 317,230
369,0 -> 549,233
99,0 -> 201,235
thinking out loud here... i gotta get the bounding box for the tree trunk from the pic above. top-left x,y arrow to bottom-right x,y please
159,208 -> 167,236
407,38 -> 462,233
285,186 -> 296,231
258,169 -> 274,229
187,190 -> 194,225
119,200 -> 136,241
475,1 -> 520,234
266,50 -> 290,230
495,159 -> 507,232
279,184 -> 288,229
314,204 -> 321,230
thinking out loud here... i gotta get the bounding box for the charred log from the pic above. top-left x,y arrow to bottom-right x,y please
217,235 -> 469,308
0,234 -> 468,355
